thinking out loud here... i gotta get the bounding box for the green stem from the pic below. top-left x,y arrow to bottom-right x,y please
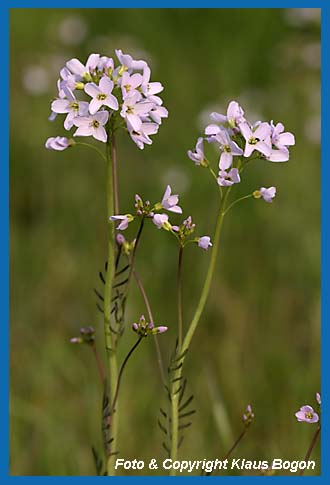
182,187 -> 231,354
169,188 -> 231,474
223,194 -> 253,215
104,133 -> 119,476
177,246 -> 184,351
75,142 -> 107,162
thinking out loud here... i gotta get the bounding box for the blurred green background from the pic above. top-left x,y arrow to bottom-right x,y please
10,8 -> 320,476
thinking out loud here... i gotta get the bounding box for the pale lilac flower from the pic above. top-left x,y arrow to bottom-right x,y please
84,77 -> 118,114
141,65 -> 164,96
97,56 -> 114,72
51,87 -> 89,130
110,214 -> 133,231
115,49 -> 147,71
295,405 -> 319,423
213,129 -> 243,170
198,236 -> 212,250
258,186 -> 276,203
153,326 -> 168,334
45,136 -> 72,151
66,53 -> 100,78
316,393 -> 321,405
148,103 -> 168,125
73,111 -> 109,142
188,137 -> 206,166
120,71 -> 143,98
153,213 -> 169,229
128,122 -> 159,149
132,315 -> 168,337
217,168 -> 241,186
270,121 -> 295,149
242,404 -> 255,426
206,101 -> 246,135
267,148 -> 290,162
116,233 -> 126,245
239,122 -> 272,158
161,185 -> 182,214
121,92 -> 153,131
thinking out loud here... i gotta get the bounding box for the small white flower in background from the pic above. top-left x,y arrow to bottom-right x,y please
73,111 -> 109,142
253,186 -> 277,203
198,236 -> 212,250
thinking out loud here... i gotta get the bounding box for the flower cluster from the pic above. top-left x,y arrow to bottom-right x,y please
70,326 -> 95,345
132,315 -> 168,337
295,393 -> 321,424
110,185 -> 212,251
188,100 -> 295,189
45,51 -> 168,149
242,404 -> 255,428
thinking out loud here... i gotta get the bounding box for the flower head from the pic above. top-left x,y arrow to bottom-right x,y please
198,236 -> 212,251
132,315 -> 168,338
242,404 -> 255,427
73,111 -> 109,142
161,185 -> 182,214
217,168 -> 241,187
253,186 -> 276,203
45,136 -> 72,151
295,405 -> 319,424
188,137 -> 207,166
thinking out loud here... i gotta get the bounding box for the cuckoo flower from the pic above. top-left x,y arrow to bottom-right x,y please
217,168 -> 241,186
120,71 -> 143,98
141,65 -> 164,97
66,53 -> 100,79
51,87 -> 89,130
253,186 -> 277,203
198,236 -> 212,250
128,122 -> 159,149
239,122 -> 272,158
153,213 -> 169,229
270,121 -> 295,150
73,111 -> 109,142
206,100 -> 246,136
110,214 -> 134,231
121,92 -> 154,131
161,185 -> 182,214
132,315 -> 168,338
149,103 -> 169,125
45,136 -> 72,151
188,137 -> 206,166
295,405 -> 319,424
84,76 -> 119,114
213,129 -> 243,170
115,49 -> 147,71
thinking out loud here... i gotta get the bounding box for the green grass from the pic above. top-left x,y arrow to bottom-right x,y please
10,8 -> 320,476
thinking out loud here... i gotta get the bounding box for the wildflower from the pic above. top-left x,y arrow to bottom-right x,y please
110,214 -> 134,231
128,122 -> 159,149
121,92 -> 154,131
316,393 -> 321,406
212,129 -> 243,170
253,186 -> 276,203
266,148 -> 290,162
239,122 -> 272,158
270,121 -> 295,150
161,185 -> 182,214
66,53 -> 100,79
132,315 -> 168,337
84,76 -> 119,114
141,65 -> 164,97
148,102 -> 169,125
295,405 -> 319,424
51,87 -> 89,130
217,168 -> 241,186
198,236 -> 212,250
120,71 -> 143,98
115,49 -> 147,71
242,404 -> 255,427
45,136 -> 72,151
206,100 -> 246,135
188,137 -> 207,166
153,213 -> 170,229
73,110 -> 109,142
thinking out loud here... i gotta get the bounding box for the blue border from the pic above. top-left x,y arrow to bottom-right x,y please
2,1 -> 326,482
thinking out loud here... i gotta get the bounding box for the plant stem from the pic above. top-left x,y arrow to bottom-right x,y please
177,246 -> 184,351
223,428 -> 246,460
169,188 -> 231,474
75,142 -> 107,162
299,426 -> 320,476
182,187 -> 231,354
223,194 -> 253,215
111,135 -> 119,215
104,133 -> 119,476
133,269 -> 166,386
91,344 -> 106,385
